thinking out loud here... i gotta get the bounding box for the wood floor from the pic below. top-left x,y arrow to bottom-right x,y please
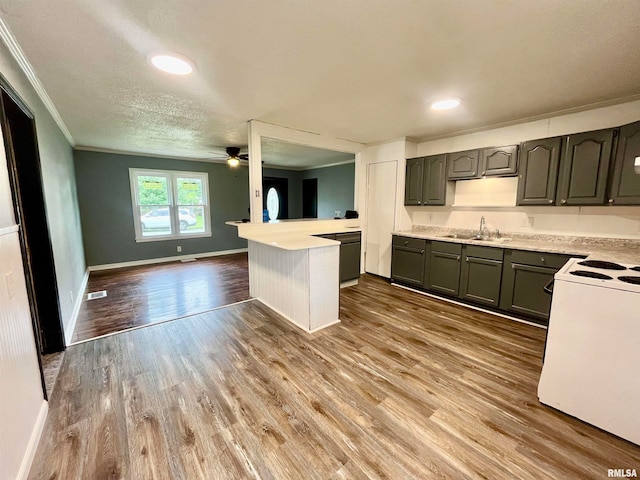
72,253 -> 249,343
30,274 -> 640,479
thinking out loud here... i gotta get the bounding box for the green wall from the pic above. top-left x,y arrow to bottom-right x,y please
262,162 -> 354,219
74,150 -> 249,266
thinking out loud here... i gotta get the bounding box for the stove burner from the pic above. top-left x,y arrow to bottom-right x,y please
569,270 -> 613,280
618,276 -> 640,285
577,260 -> 626,270
631,266 -> 640,272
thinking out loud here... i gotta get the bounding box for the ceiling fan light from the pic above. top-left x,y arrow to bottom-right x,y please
227,157 -> 240,168
148,52 -> 194,75
430,98 -> 461,110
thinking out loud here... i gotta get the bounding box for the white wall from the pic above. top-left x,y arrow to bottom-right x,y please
0,150 -> 47,478
410,100 -> 640,239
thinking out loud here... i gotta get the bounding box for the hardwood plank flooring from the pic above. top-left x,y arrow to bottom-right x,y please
30,274 -> 640,479
72,253 -> 249,343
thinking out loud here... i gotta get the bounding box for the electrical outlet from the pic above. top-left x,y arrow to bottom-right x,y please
177,246 -> 182,253
5,271 -> 15,299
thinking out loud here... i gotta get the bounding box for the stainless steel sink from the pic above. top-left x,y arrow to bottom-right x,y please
438,234 -> 493,241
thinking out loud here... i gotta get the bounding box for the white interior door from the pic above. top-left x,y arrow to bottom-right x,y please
365,161 -> 397,277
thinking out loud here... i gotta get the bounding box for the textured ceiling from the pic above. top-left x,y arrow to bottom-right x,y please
1,0 -> 640,161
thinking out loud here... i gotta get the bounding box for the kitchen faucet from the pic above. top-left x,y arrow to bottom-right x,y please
478,216 -> 487,238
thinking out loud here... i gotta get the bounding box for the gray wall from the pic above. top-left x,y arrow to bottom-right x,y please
0,41 -> 85,335
262,163 -> 354,219
74,150 -> 249,266
301,163 -> 355,219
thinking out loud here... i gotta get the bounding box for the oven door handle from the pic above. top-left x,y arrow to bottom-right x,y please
543,278 -> 554,295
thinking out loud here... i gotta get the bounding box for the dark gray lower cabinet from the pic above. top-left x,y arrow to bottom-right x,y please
428,241 -> 462,296
499,250 -> 574,325
337,232 -> 361,282
391,235 -> 427,286
459,245 -> 503,306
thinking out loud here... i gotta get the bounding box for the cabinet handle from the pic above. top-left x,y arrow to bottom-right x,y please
457,255 -> 461,262
404,241 -> 408,246
561,199 -> 567,205
609,199 -> 614,204
466,257 -> 469,262
548,199 -> 553,204
420,250 -> 425,254
541,257 -> 546,263
417,201 -> 421,204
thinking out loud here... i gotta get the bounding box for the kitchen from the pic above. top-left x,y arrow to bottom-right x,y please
1,1 -> 640,479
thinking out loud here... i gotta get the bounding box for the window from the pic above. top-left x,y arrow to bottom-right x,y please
129,168 -> 210,242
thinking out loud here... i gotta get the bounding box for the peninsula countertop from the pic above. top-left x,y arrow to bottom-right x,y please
226,220 -> 362,251
393,227 -> 640,265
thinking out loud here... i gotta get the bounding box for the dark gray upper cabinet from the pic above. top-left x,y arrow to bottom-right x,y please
391,235 -> 427,286
557,128 -> 615,205
427,241 -> 462,296
459,245 -> 504,307
480,145 -> 519,177
404,157 -> 424,205
422,154 -> 447,205
446,149 -> 479,180
609,121 -> 640,205
517,137 -> 562,206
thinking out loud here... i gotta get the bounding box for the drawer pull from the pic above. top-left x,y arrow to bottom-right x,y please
560,199 -> 567,205
541,257 -> 546,263
466,257 -> 469,262
404,241 -> 408,246
420,249 -> 425,254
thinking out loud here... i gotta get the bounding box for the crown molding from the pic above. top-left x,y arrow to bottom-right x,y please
0,17 -> 75,146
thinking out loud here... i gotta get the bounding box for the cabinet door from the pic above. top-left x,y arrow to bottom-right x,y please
428,243 -> 462,295
340,242 -> 361,282
481,145 -> 518,177
517,137 -> 562,205
557,128 -> 614,205
422,154 -> 447,205
404,157 -> 424,205
459,247 -> 503,306
500,262 -> 556,324
446,150 -> 479,179
609,121 -> 640,205
391,237 -> 426,286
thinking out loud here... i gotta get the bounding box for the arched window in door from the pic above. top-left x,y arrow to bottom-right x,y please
266,187 -> 280,221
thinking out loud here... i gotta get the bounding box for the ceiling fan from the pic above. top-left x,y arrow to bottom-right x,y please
212,146 -> 249,167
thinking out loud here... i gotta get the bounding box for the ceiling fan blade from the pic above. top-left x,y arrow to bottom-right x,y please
239,154 -> 249,160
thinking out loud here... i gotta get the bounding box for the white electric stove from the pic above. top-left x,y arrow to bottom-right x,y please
538,257 -> 640,445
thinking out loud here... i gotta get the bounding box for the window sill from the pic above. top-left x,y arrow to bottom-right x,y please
135,232 -> 212,243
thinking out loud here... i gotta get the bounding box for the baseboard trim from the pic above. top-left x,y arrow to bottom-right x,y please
391,282 -> 547,329
87,248 -> 248,272
16,400 -> 48,480
255,299 -> 341,334
65,269 -> 90,345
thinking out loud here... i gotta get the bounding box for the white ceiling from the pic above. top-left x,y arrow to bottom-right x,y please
1,0 -> 640,161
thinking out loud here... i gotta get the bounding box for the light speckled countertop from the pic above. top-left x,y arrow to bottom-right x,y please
394,226 -> 640,265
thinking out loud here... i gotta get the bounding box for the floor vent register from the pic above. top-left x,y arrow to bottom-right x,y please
87,290 -> 107,301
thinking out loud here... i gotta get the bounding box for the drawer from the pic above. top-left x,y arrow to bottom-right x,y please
431,241 -> 462,255
464,245 -> 504,261
335,232 -> 361,244
314,233 -> 336,240
392,235 -> 426,250
509,250 -> 575,269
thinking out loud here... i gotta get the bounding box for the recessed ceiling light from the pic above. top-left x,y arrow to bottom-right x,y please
148,52 -> 194,75
431,98 -> 461,110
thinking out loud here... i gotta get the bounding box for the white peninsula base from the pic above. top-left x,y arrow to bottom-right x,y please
227,219 -> 361,333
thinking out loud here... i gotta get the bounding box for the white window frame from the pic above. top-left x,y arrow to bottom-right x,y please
129,168 -> 211,242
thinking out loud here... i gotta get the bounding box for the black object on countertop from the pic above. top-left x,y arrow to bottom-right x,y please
577,260 -> 626,270
345,210 -> 359,219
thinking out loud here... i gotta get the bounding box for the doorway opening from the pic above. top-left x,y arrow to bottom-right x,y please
302,178 -> 318,218
1,77 -> 65,361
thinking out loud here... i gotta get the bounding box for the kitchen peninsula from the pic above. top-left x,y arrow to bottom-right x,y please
227,219 -> 361,333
